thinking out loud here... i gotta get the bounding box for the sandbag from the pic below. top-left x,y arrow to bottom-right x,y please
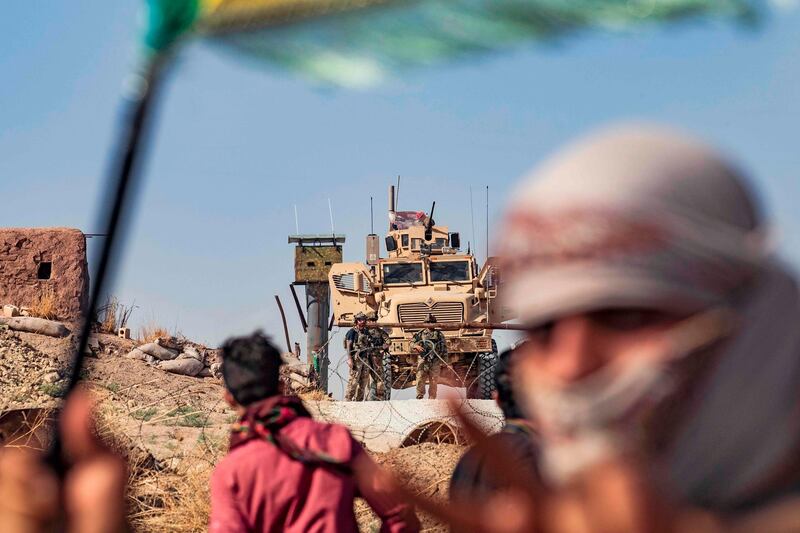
158,357 -> 204,377
138,342 -> 179,361
156,336 -> 182,351
125,348 -> 147,361
181,345 -> 204,363
0,317 -> 69,337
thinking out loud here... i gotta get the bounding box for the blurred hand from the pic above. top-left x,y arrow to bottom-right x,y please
398,403 -> 728,533
0,389 -> 127,533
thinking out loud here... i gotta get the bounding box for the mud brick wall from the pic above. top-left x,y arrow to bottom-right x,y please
0,228 -> 89,321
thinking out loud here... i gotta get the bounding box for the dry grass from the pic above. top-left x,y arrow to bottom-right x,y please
0,408 -> 56,449
94,397 -> 216,533
130,466 -> 212,533
299,389 -> 332,402
29,286 -> 58,320
100,297 -> 119,334
138,324 -> 170,344
98,296 -> 136,334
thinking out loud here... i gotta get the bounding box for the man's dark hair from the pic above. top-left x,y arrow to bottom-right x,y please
495,345 -> 524,419
221,331 -> 282,406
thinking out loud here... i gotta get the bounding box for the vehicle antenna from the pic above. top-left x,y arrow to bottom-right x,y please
370,196 -> 374,234
395,175 -> 401,211
485,185 -> 489,264
293,204 -> 300,234
469,185 -> 476,258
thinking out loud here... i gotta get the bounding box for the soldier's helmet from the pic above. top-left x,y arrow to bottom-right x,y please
425,313 -> 437,324
354,312 -> 368,322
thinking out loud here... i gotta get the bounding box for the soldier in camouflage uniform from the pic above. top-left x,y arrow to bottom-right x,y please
344,312 -> 390,400
364,314 -> 390,400
412,314 -> 447,400
344,312 -> 368,400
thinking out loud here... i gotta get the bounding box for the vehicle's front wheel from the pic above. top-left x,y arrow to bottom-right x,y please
380,352 -> 393,400
476,340 -> 498,400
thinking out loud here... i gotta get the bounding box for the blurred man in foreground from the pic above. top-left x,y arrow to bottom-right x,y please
489,124 -> 800,530
210,331 -> 419,532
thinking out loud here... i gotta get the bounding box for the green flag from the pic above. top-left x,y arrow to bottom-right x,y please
145,0 -> 760,86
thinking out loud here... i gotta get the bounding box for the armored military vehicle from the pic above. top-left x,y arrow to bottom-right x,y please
329,185 -> 511,399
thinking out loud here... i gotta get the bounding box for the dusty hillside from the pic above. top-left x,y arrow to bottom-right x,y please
0,328 -> 74,410
0,330 -> 463,532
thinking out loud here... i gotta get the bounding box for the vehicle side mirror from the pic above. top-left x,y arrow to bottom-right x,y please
449,232 -> 460,249
385,236 -> 397,252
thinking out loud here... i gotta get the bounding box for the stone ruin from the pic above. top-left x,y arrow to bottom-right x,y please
0,228 -> 89,321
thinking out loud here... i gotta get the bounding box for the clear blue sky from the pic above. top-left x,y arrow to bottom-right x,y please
2,2 -> 799,367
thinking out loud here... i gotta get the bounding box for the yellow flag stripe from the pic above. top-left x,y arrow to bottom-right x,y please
198,0 -> 397,33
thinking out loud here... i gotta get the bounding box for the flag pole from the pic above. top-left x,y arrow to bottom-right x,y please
47,53 -> 168,470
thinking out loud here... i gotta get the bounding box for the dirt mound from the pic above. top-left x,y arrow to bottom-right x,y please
356,443 -> 466,532
0,328 -> 72,410
0,328 -> 232,466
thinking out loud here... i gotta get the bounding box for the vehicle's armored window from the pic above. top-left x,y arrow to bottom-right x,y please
411,238 -> 422,250
429,261 -> 470,282
401,234 -> 409,247
383,262 -> 423,284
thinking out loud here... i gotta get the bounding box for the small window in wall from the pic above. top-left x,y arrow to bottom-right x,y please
37,261 -> 52,280
306,261 -> 316,267
324,261 -> 332,266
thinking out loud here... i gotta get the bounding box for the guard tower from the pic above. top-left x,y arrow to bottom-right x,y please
288,234 -> 345,392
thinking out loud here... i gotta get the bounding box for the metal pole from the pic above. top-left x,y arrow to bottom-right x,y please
388,185 -> 395,231
485,185 -> 489,264
469,185 -> 476,259
274,295 -> 292,353
328,198 -> 335,234
289,283 -> 308,332
306,282 -> 330,392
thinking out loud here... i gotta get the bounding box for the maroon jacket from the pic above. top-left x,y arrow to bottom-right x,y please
210,401 -> 418,533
